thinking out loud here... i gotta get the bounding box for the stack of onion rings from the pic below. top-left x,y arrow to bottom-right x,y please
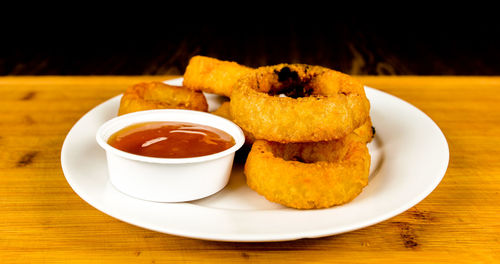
182,56 -> 374,210
118,81 -> 208,115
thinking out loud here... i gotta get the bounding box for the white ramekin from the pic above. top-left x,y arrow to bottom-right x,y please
96,109 -> 245,202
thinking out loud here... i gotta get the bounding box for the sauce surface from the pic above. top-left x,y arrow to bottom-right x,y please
107,121 -> 235,158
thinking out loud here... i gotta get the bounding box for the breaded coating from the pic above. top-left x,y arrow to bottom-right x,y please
244,134 -> 371,209
183,55 -> 253,97
118,81 -> 208,115
230,64 -> 370,143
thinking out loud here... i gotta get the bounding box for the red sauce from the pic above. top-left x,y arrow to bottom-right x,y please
107,121 -> 235,158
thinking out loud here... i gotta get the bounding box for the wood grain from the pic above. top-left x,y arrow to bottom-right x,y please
0,76 -> 499,263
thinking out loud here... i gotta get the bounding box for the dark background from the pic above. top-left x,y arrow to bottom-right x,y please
2,12 -> 499,76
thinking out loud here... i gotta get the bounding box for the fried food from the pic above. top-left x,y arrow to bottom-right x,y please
244,134 -> 371,209
118,81 -> 208,116
181,56 -> 375,210
211,101 -> 255,145
183,55 -> 253,97
230,64 -> 370,143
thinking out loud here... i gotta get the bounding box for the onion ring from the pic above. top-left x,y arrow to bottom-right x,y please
244,134 -> 371,209
118,81 -> 208,115
230,64 -> 370,143
183,55 -> 253,97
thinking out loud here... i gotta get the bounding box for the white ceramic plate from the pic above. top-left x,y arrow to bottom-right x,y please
61,77 -> 449,242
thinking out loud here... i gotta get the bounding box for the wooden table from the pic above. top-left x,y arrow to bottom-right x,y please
1,76 -> 499,263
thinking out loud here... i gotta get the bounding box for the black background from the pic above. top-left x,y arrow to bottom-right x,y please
2,11 -> 499,75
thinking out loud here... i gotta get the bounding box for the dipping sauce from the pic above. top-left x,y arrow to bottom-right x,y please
107,121 -> 235,158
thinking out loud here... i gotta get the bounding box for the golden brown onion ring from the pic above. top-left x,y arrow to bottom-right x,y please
230,64 -> 370,143
118,81 -> 208,116
182,55 -> 253,97
244,134 -> 371,209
